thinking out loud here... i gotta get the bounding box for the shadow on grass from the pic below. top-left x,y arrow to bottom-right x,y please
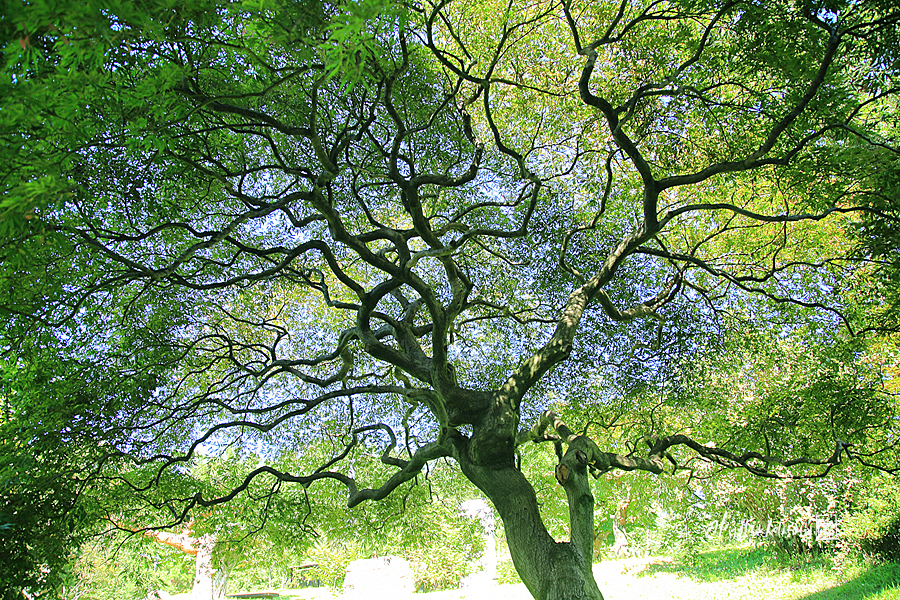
638,546 -> 779,581
795,563 -> 900,600
638,547 -> 900,599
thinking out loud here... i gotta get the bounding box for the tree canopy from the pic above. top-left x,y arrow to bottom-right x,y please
2,0 -> 900,599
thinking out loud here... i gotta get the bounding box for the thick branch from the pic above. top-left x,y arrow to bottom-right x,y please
500,225 -> 657,402
520,412 -> 855,481
112,519 -> 199,555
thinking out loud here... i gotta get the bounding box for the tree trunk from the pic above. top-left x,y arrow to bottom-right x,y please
191,534 -> 217,600
136,524 -> 220,600
456,422 -> 604,600
612,483 -> 633,557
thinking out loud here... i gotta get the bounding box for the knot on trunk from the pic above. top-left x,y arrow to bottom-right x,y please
555,463 -> 570,484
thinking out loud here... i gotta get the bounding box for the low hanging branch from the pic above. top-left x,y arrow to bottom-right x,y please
110,518 -> 218,599
120,423 -> 454,520
110,518 -> 202,554
519,411 -> 854,481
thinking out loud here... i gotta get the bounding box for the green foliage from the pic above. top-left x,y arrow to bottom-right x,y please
399,502 -> 484,591
0,355 -> 113,598
321,0 -> 408,86
496,559 -> 524,585
2,0 -> 900,595
642,503 -> 711,559
61,445 -> 488,595
291,460 -> 485,591
62,535 -> 194,600
304,537 -> 368,589
674,327 -> 900,476
840,475 -> 900,562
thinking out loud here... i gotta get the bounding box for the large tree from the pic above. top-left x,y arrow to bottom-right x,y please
2,0 -> 900,598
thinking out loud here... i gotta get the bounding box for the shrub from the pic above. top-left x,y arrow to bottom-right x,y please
841,475 -> 900,561
305,538 -> 369,589
403,518 -> 482,591
496,559 -> 522,585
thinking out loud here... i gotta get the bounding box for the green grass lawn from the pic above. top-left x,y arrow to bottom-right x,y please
592,547 -> 900,600
267,547 -> 900,600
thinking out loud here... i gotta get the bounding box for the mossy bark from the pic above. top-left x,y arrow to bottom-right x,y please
453,396 -> 604,600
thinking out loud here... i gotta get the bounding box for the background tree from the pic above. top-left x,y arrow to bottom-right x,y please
2,1 -> 900,600
60,446 -> 485,599
0,344 -> 131,598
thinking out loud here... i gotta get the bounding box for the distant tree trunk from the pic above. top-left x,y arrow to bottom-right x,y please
611,524 -> 630,558
190,534 -> 217,600
130,522 -> 221,600
612,484 -> 633,557
460,498 -> 497,584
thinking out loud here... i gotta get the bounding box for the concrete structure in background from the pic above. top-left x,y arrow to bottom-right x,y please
342,556 -> 415,599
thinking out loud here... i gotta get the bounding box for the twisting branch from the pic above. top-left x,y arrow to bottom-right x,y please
517,412 -> 668,475
520,412 -> 872,482
125,425 -> 453,516
645,434 -> 854,479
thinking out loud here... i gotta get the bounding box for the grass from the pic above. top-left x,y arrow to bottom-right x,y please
594,547 -> 900,600
262,547 -> 900,600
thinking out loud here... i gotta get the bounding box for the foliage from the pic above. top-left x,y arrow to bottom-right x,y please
394,500 -> 484,591
61,534 -> 194,600
303,538 -> 368,590
496,559 -> 524,586
2,0 -> 900,597
64,446 -> 488,596
0,351 -> 119,598
270,453 -> 485,592
677,330 -> 900,469
840,474 -> 900,562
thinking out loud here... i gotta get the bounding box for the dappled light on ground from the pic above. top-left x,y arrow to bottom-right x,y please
260,550 -> 900,600
592,552 -> 900,600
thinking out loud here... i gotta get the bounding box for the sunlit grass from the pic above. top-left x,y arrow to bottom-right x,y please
272,546 -> 900,600
593,546 -> 900,600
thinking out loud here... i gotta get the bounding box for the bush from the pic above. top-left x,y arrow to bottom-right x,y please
403,519 -> 482,592
496,559 -> 522,585
62,535 -> 194,600
305,537 -> 369,589
841,475 -> 900,561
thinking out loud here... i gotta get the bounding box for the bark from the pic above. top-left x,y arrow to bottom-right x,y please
190,534 -> 217,600
453,400 -> 604,600
460,460 -> 603,600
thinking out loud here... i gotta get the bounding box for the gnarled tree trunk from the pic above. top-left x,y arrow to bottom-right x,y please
460,459 -> 603,600
453,400 -> 605,600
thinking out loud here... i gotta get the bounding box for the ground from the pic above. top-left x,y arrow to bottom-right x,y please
256,549 -> 900,600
